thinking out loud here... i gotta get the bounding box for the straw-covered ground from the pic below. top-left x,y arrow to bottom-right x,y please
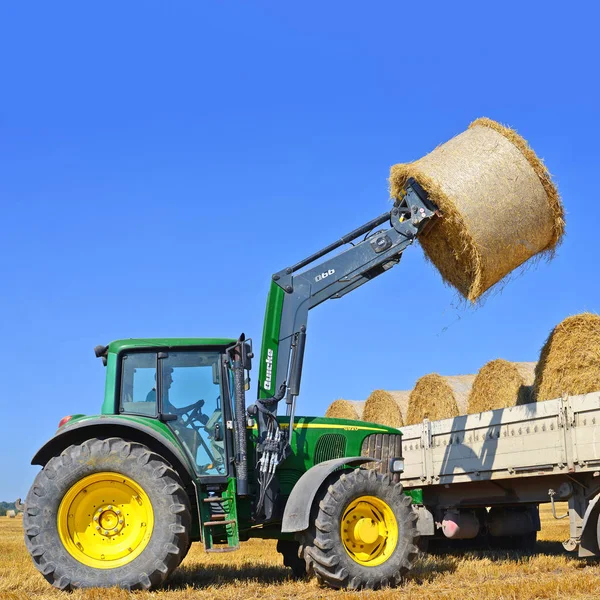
1,503 -> 598,599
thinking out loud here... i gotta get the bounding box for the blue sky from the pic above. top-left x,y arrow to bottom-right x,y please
1,1 -> 598,499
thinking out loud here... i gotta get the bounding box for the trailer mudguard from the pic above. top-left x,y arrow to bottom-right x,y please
579,491 -> 600,557
31,417 -> 196,488
281,457 -> 378,533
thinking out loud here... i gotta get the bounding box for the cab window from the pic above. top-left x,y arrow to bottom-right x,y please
120,352 -> 157,417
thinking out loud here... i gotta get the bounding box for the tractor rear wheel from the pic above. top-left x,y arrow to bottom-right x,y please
298,468 -> 419,590
23,437 -> 191,591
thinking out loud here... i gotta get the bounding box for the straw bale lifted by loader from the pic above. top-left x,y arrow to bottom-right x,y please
23,119 -> 564,591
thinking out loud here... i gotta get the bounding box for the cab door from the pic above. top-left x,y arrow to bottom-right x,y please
157,351 -> 228,476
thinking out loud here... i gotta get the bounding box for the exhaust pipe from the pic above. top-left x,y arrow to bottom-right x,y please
229,335 -> 250,496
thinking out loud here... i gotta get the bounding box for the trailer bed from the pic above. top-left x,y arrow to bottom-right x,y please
400,392 -> 600,489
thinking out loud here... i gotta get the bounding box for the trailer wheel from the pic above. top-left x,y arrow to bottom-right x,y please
487,506 -> 539,553
298,468 -> 419,590
276,540 -> 307,578
489,531 -> 537,552
23,437 -> 191,591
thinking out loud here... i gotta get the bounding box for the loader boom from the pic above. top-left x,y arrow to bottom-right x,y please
249,178 -> 438,518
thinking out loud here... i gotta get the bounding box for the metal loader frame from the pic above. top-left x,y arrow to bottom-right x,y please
250,178 -> 438,520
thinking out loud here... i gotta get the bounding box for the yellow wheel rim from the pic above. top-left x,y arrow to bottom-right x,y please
57,472 -> 154,569
341,495 -> 398,567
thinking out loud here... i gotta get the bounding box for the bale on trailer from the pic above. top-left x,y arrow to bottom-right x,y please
468,360 -> 536,413
363,390 -> 411,428
533,313 -> 600,401
390,117 -> 564,302
406,374 -> 475,425
325,399 -> 365,420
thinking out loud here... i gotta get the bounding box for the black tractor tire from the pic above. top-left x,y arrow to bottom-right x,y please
23,437 -> 191,591
276,539 -> 307,578
487,506 -> 539,553
298,468 -> 419,590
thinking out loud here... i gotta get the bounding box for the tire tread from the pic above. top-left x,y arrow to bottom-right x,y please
297,469 -> 419,590
23,437 -> 191,591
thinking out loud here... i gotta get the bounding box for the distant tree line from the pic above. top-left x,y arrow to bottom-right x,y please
0,502 -> 17,516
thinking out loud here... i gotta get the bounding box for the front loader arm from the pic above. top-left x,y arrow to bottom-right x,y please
249,179 -> 438,520
257,178 -> 437,415
257,281 -> 286,404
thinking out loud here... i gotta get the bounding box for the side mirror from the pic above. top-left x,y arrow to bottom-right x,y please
242,342 -> 253,371
94,344 -> 109,366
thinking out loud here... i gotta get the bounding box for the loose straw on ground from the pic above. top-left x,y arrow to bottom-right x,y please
533,313 -> 600,401
468,360 -> 536,413
406,374 -> 475,425
363,390 -> 411,428
325,400 -> 365,420
389,117 -> 565,302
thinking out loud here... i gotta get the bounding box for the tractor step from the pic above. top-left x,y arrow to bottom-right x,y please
204,519 -> 236,527
199,480 -> 240,554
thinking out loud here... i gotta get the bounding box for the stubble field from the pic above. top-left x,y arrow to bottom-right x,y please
1,503 -> 598,600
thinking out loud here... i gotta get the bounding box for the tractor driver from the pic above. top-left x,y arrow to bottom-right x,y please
145,367 -> 174,406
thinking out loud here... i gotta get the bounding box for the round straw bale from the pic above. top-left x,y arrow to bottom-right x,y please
406,374 -> 475,425
363,390 -> 411,428
533,313 -> 600,401
467,360 -> 536,413
325,399 -> 365,420
390,117 -> 564,302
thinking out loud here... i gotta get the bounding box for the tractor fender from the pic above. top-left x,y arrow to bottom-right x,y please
281,457 -> 378,533
579,491 -> 600,557
31,417 -> 196,488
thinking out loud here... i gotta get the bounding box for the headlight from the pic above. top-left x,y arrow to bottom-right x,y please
389,458 -> 404,474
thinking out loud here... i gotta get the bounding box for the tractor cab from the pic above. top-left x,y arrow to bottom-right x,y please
100,338 -> 249,553
115,343 -> 230,476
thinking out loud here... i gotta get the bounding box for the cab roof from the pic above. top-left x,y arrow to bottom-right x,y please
108,338 -> 237,354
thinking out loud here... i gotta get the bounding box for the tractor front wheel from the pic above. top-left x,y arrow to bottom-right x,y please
23,437 -> 191,591
298,468 -> 419,590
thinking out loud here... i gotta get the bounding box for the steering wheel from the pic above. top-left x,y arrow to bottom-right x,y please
168,399 -> 225,471
168,399 -> 208,430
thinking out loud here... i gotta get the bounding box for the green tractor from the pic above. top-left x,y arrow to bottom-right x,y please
24,180 -> 436,591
